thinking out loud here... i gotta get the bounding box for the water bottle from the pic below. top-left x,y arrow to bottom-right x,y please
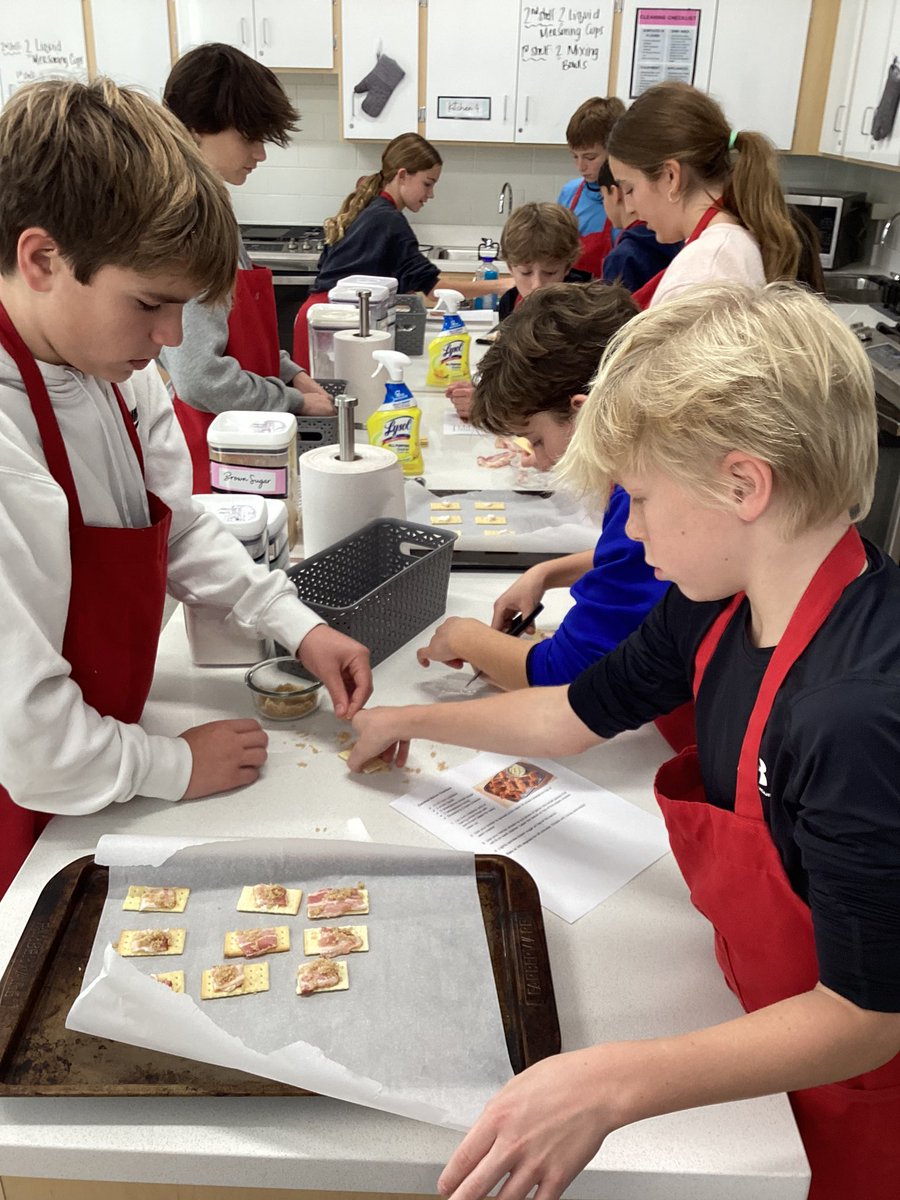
473,237 -> 500,311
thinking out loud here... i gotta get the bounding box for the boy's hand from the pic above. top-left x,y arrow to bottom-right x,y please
297,625 -> 372,719
179,719 -> 269,799
292,373 -> 335,416
417,617 -> 470,670
491,567 -> 546,632
349,707 -> 410,770
445,380 -> 474,421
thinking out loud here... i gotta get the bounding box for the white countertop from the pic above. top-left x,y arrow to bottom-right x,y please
0,573 -> 809,1197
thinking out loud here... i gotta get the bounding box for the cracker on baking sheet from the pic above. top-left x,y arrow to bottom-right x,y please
338,747 -> 390,774
306,885 -> 369,919
237,885 -> 303,915
223,926 -> 291,958
296,957 -> 349,996
150,970 -> 185,992
430,501 -> 461,511
302,925 -> 369,957
475,514 -> 507,525
483,528 -> 510,536
474,501 -> 506,510
122,886 -> 190,913
201,962 -> 269,1001
430,514 -> 462,525
116,928 -> 186,957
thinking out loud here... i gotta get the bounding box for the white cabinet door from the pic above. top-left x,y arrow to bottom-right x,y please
0,0 -> 88,105
92,0 -> 172,100
340,0 -> 419,139
254,0 -> 333,68
425,0 -> 520,143
514,2 -> 614,144
844,0 -> 898,162
819,0 -> 867,155
707,0 -> 811,150
615,0 -> 718,99
175,0 -> 254,56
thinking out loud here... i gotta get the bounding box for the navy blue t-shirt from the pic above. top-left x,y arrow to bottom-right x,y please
568,541 -> 900,1011
602,222 -> 682,293
314,197 -> 440,295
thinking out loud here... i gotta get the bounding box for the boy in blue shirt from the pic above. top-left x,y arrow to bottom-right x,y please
557,96 -> 625,275
597,159 -> 682,293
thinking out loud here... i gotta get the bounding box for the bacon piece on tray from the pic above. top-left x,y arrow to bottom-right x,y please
303,925 -> 368,957
201,962 -> 269,1000
237,884 -> 302,915
296,956 -> 348,996
223,926 -> 290,959
122,885 -> 190,913
116,928 -> 186,957
306,883 -> 369,920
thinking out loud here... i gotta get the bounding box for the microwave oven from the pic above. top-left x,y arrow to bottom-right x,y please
784,191 -> 870,270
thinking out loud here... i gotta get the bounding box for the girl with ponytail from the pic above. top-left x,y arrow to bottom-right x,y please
606,82 -> 801,309
293,132 -> 506,366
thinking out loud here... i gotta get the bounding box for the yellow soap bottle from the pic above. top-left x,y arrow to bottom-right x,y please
366,350 -> 424,477
425,288 -> 471,388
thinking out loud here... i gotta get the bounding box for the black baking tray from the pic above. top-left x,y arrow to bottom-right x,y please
0,855 -> 559,1096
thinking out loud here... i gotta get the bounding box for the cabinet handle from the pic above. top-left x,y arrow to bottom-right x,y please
524,95 -> 531,123
262,18 -> 271,47
833,104 -> 846,133
861,105 -> 873,135
502,94 -> 508,121
240,17 -> 250,47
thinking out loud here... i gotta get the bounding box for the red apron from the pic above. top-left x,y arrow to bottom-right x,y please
292,289 -> 328,374
654,526 -> 900,1198
173,264 -> 282,493
567,181 -> 613,278
633,204 -> 719,310
0,304 -> 172,898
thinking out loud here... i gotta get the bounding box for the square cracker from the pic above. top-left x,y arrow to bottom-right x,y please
306,886 -> 369,919
116,928 -> 186,957
296,958 -> 349,995
237,885 -> 303,915
224,926 -> 291,958
483,528 -> 510,537
475,515 -> 507,525
430,514 -> 462,525
338,747 -> 390,774
303,925 -> 369,956
475,501 -> 506,510
430,501 -> 461,511
201,962 -> 270,1000
122,886 -> 190,913
150,970 -> 185,993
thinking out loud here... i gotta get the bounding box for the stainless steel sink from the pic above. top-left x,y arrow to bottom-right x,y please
824,274 -> 884,305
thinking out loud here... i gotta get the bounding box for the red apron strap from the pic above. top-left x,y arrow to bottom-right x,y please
567,180 -> 585,211
632,205 -> 722,311
111,384 -> 145,472
692,593 -> 744,694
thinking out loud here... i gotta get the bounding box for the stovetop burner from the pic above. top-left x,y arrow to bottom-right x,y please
241,224 -> 325,254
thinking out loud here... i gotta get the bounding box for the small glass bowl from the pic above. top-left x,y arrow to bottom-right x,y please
245,657 -> 322,722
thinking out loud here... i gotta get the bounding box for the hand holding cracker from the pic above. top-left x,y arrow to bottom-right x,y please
348,708 -> 410,771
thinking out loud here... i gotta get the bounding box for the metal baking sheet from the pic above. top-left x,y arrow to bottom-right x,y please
0,854 -> 558,1096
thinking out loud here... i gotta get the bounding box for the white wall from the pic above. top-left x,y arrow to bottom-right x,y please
226,73 -> 900,237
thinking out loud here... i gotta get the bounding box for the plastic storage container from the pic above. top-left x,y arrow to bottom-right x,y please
194,493 -> 268,565
307,303 -> 360,378
285,518 -> 454,671
264,498 -> 289,572
207,411 -> 299,547
328,275 -> 397,332
393,293 -> 428,356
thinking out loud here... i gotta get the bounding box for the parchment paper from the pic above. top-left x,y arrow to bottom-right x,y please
67,835 -> 514,1129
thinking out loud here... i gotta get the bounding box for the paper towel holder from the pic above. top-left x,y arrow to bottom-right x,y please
336,393 -> 359,461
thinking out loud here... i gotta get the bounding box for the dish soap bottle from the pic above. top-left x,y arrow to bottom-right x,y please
426,288 -> 471,387
473,237 -> 500,311
366,350 -> 424,477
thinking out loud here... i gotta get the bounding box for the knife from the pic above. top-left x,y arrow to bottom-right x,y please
465,603 -> 545,688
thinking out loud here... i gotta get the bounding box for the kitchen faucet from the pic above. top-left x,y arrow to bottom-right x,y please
498,182 -> 513,215
878,211 -> 900,279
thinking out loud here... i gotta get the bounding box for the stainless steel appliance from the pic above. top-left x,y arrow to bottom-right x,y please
240,224 -> 325,353
853,324 -> 900,560
785,191 -> 870,270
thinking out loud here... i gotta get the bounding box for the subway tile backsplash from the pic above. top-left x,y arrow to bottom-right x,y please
226,74 -> 900,238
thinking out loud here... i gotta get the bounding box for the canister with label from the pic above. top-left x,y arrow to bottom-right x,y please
207,411 -> 299,547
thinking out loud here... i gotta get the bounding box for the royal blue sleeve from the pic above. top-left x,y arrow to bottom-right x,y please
526,486 -> 669,686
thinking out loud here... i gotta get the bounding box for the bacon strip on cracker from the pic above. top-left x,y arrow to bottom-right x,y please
296,957 -> 348,996
307,884 -> 369,920
201,962 -> 269,1000
237,884 -> 302,915
303,925 -> 368,957
224,926 -> 290,959
122,885 -> 190,913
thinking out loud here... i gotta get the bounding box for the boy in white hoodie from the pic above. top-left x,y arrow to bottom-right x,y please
0,78 -> 371,895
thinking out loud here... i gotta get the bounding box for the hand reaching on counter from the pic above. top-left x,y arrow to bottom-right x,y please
491,565 -> 548,632
445,380 -> 474,422
179,719 -> 269,799
292,372 -> 335,416
348,707 -> 410,770
298,624 -> 372,719
416,617 -> 469,670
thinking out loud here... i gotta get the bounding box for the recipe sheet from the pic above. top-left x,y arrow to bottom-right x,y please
392,753 -> 670,923
67,835 -> 513,1129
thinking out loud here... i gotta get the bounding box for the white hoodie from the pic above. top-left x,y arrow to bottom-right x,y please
0,348 -> 322,814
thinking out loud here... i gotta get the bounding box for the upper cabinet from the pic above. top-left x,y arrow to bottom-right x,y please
175,0 -> 334,70
339,0 -> 420,139
0,0 -> 87,104
422,0 -> 614,144
91,0 -> 172,100
822,0 -> 900,166
614,0 -> 811,151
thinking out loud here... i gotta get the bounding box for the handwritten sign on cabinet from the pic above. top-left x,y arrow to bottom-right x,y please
520,5 -> 611,73
0,1 -> 88,104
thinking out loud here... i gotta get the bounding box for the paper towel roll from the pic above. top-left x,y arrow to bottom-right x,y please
299,442 -> 406,557
333,328 -> 393,423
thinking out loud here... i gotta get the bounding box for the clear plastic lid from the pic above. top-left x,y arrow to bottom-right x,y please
307,302 -> 361,329
207,410 -> 297,449
328,274 -> 398,304
194,493 -> 268,540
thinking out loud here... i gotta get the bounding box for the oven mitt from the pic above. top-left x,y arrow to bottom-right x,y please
354,53 -> 405,119
872,56 -> 900,142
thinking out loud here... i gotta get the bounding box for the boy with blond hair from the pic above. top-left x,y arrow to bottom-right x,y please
351,283 -> 900,1200
446,202 -> 588,421
0,79 -> 371,896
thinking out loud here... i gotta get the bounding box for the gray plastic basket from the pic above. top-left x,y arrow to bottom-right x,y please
296,413 -> 340,458
394,294 -> 427,356
286,518 -> 455,670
